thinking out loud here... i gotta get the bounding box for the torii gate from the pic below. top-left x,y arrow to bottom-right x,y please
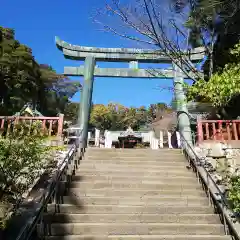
56,37 -> 204,148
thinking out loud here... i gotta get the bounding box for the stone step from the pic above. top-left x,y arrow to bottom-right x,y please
45,213 -> 221,224
87,150 -> 183,154
67,189 -> 207,197
86,156 -> 184,160
79,163 -> 188,169
69,179 -> 198,185
86,152 -> 183,157
78,167 -> 190,173
61,196 -> 209,206
67,181 -> 201,190
85,158 -> 186,162
82,159 -> 187,164
77,170 -> 195,177
47,204 -> 214,214
81,160 -> 187,166
86,151 -> 182,158
71,175 -> 197,183
77,170 -> 193,177
45,235 -> 232,240
78,167 -> 193,174
87,149 -> 181,153
46,223 -> 225,235
79,165 -> 190,170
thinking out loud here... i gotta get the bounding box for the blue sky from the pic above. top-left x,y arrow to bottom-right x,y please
1,0 -> 175,107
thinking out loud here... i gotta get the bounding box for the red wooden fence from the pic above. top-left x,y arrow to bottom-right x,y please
197,120 -> 240,142
0,115 -> 64,137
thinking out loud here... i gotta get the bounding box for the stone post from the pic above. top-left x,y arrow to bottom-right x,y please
57,114 -> 64,138
79,56 -> 95,148
173,63 -> 193,147
95,128 -> 100,147
197,115 -> 204,143
77,87 -> 83,127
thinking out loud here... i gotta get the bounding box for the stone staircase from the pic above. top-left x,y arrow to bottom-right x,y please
43,148 -> 232,239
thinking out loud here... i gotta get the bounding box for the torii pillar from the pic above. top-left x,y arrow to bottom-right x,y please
173,63 -> 193,146
78,56 -> 95,148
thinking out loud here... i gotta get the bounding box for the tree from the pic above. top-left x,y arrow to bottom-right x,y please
0,26 -> 80,117
147,102 -> 172,121
107,103 -> 127,130
187,41 -> 240,108
38,64 -> 80,116
0,27 -> 40,115
89,102 -> 172,131
90,104 -> 112,130
63,102 -> 79,123
170,0 -> 240,118
171,0 -> 240,76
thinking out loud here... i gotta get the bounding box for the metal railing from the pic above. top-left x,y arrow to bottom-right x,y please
179,132 -> 240,239
15,130 -> 84,240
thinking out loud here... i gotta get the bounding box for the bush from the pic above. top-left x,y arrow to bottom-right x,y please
135,143 -> 146,149
0,121 -> 50,229
228,175 -> 240,214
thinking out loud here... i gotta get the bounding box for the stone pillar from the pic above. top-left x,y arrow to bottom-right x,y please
176,131 -> 181,148
79,56 -> 95,148
87,131 -> 91,146
77,87 -> 83,127
159,131 -> 163,148
167,131 -> 173,149
197,115 -> 203,143
57,114 -> 64,138
173,63 -> 193,146
95,128 -> 100,147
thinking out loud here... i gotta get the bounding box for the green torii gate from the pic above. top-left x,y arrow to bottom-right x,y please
56,37 -> 204,148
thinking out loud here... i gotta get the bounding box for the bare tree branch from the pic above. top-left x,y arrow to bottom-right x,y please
94,0 -> 209,82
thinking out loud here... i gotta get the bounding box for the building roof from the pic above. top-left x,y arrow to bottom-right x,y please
13,104 -> 44,117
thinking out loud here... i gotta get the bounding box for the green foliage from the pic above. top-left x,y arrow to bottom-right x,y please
0,122 -> 51,229
228,175 -> 240,213
0,26 -> 80,116
135,143 -> 146,149
172,0 -> 240,75
187,41 -> 240,107
63,102 -> 79,124
90,104 -> 112,130
0,123 -> 49,199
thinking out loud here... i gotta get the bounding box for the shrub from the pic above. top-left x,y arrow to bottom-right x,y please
0,122 -> 50,229
135,143 -> 146,149
228,175 -> 240,214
